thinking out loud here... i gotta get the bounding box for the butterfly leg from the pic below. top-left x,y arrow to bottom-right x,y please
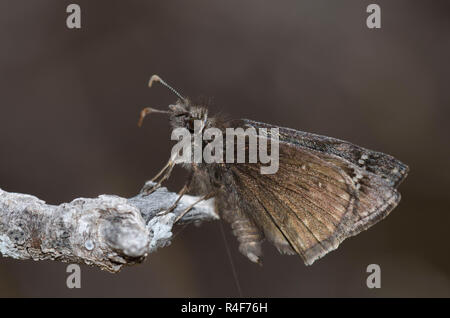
158,163 -> 206,215
173,191 -> 215,224
142,158 -> 176,195
157,181 -> 191,216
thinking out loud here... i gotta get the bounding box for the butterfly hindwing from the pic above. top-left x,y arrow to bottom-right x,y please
229,142 -> 359,265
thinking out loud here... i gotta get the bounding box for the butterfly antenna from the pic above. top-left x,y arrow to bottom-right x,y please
138,107 -> 170,127
149,75 -> 185,101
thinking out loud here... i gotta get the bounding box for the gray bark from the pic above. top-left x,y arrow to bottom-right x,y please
0,181 -> 218,273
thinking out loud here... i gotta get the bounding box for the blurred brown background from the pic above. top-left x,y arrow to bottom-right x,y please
0,0 -> 449,297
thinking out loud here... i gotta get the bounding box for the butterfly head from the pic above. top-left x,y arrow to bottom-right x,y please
167,99 -> 209,133
137,74 -> 209,133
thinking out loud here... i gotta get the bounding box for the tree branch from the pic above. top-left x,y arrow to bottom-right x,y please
0,181 -> 219,273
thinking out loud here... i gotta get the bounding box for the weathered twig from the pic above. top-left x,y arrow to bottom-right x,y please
0,181 -> 219,272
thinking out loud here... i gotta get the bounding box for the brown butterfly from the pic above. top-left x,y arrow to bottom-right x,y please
139,75 -> 409,265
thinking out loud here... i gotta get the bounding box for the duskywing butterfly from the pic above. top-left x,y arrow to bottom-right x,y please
139,75 -> 408,265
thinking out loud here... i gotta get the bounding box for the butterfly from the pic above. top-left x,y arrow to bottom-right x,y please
138,75 -> 408,265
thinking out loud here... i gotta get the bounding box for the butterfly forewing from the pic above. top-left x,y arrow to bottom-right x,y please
242,119 -> 409,188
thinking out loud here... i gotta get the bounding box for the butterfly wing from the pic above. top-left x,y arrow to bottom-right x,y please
242,119 -> 409,188
228,142 -> 359,265
311,150 -> 402,237
222,120 -> 406,265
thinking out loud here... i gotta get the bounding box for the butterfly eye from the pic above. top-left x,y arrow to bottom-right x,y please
186,118 -> 195,132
